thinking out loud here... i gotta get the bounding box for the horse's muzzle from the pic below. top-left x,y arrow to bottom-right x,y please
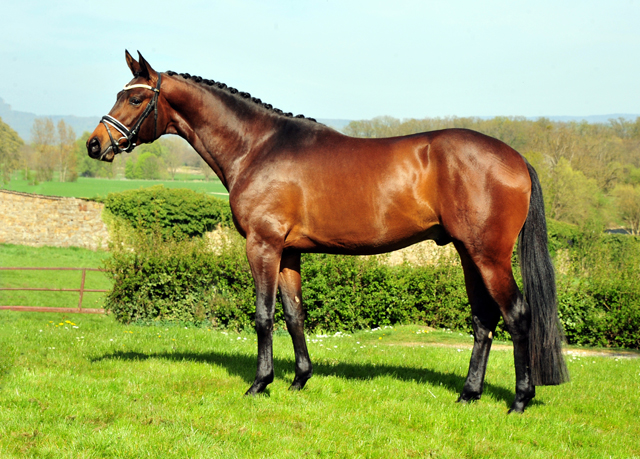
87,136 -> 115,162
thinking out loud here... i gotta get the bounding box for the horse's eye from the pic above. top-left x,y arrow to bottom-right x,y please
129,97 -> 142,106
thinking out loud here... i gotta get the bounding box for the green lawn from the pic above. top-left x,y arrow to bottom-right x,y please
1,245 -> 639,457
0,315 -> 638,458
1,176 -> 229,200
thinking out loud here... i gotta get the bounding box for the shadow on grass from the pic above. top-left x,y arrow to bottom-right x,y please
91,349 -> 534,409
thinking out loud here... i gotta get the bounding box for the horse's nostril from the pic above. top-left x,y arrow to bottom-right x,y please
87,137 -> 101,158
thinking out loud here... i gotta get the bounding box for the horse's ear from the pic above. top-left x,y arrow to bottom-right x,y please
137,51 -> 157,80
125,50 -> 145,77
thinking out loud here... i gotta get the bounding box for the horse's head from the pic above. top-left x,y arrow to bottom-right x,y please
87,51 -> 166,162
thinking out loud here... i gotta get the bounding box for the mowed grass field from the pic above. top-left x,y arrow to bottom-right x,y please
2,176 -> 229,200
1,313 -> 639,458
1,246 -> 640,457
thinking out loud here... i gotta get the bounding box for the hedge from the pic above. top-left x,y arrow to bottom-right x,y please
103,226 -> 640,348
104,185 -> 232,239
104,229 -> 472,333
102,188 -> 640,348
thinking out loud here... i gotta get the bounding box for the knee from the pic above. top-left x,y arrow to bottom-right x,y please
472,315 -> 496,341
501,298 -> 531,337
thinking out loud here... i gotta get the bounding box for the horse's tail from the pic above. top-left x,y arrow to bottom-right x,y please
518,161 -> 570,386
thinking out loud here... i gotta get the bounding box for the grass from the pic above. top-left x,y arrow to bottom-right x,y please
1,176 -> 229,200
0,312 -> 638,458
2,246 -> 639,457
0,244 -> 112,310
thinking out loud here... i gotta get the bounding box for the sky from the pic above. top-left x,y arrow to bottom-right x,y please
1,0 -> 639,120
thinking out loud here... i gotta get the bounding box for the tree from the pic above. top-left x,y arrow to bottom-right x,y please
540,158 -> 599,226
0,116 -> 24,183
31,118 -> 56,182
57,120 -> 77,182
614,184 -> 640,235
124,151 -> 165,180
161,136 -> 186,180
124,157 -> 136,179
134,152 -> 164,179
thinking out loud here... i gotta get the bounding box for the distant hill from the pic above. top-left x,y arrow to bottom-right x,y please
0,98 -> 99,141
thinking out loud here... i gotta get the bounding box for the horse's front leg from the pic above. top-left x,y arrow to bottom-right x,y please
244,234 -> 282,396
279,251 -> 313,390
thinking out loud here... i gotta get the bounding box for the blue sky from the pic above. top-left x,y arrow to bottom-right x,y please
1,0 -> 638,120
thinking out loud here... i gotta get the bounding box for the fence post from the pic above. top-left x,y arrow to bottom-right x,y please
78,269 -> 87,312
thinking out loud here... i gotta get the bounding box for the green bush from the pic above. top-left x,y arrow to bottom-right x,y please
104,185 -> 232,239
547,219 -> 581,254
104,228 -> 255,326
556,232 -> 640,348
103,214 -> 640,348
300,254 -> 470,332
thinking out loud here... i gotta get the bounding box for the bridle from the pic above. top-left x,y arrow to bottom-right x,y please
100,73 -> 162,157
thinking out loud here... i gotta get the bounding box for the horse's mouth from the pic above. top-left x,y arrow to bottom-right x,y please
99,146 -> 116,162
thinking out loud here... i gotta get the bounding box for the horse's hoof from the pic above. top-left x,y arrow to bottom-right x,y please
456,392 -> 481,404
244,382 -> 268,396
508,391 -> 535,413
289,372 -> 312,391
288,378 -> 309,391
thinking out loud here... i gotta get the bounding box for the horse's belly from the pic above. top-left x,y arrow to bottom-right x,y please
285,201 -> 444,255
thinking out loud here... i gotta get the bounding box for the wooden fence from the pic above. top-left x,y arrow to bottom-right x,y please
0,267 -> 108,314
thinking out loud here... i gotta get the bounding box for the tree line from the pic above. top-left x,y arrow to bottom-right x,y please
344,116 -> 640,234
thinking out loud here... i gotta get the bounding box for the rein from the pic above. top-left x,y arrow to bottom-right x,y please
100,73 -> 162,156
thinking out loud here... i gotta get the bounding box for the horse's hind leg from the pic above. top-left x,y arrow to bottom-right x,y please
456,242 -> 535,413
455,243 -> 501,403
278,252 -> 313,390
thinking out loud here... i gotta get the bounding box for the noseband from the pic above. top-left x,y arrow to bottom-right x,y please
100,73 -> 162,156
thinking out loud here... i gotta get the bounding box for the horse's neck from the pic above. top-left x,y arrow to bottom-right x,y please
167,79 -> 276,190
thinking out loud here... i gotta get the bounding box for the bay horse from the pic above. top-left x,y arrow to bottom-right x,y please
88,51 -> 568,413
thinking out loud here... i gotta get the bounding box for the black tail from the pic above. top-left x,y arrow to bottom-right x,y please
518,162 -> 569,386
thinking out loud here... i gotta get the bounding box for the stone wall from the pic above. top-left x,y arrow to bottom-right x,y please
0,190 -> 109,250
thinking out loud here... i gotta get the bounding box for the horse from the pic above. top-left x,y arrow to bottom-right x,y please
87,51 -> 568,413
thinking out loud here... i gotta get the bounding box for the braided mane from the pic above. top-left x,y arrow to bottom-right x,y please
166,71 -> 316,123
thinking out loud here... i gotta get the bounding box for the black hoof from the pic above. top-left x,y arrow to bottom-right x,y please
456,391 -> 481,404
244,383 -> 267,396
289,373 -> 312,391
508,390 -> 535,413
244,374 -> 274,396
